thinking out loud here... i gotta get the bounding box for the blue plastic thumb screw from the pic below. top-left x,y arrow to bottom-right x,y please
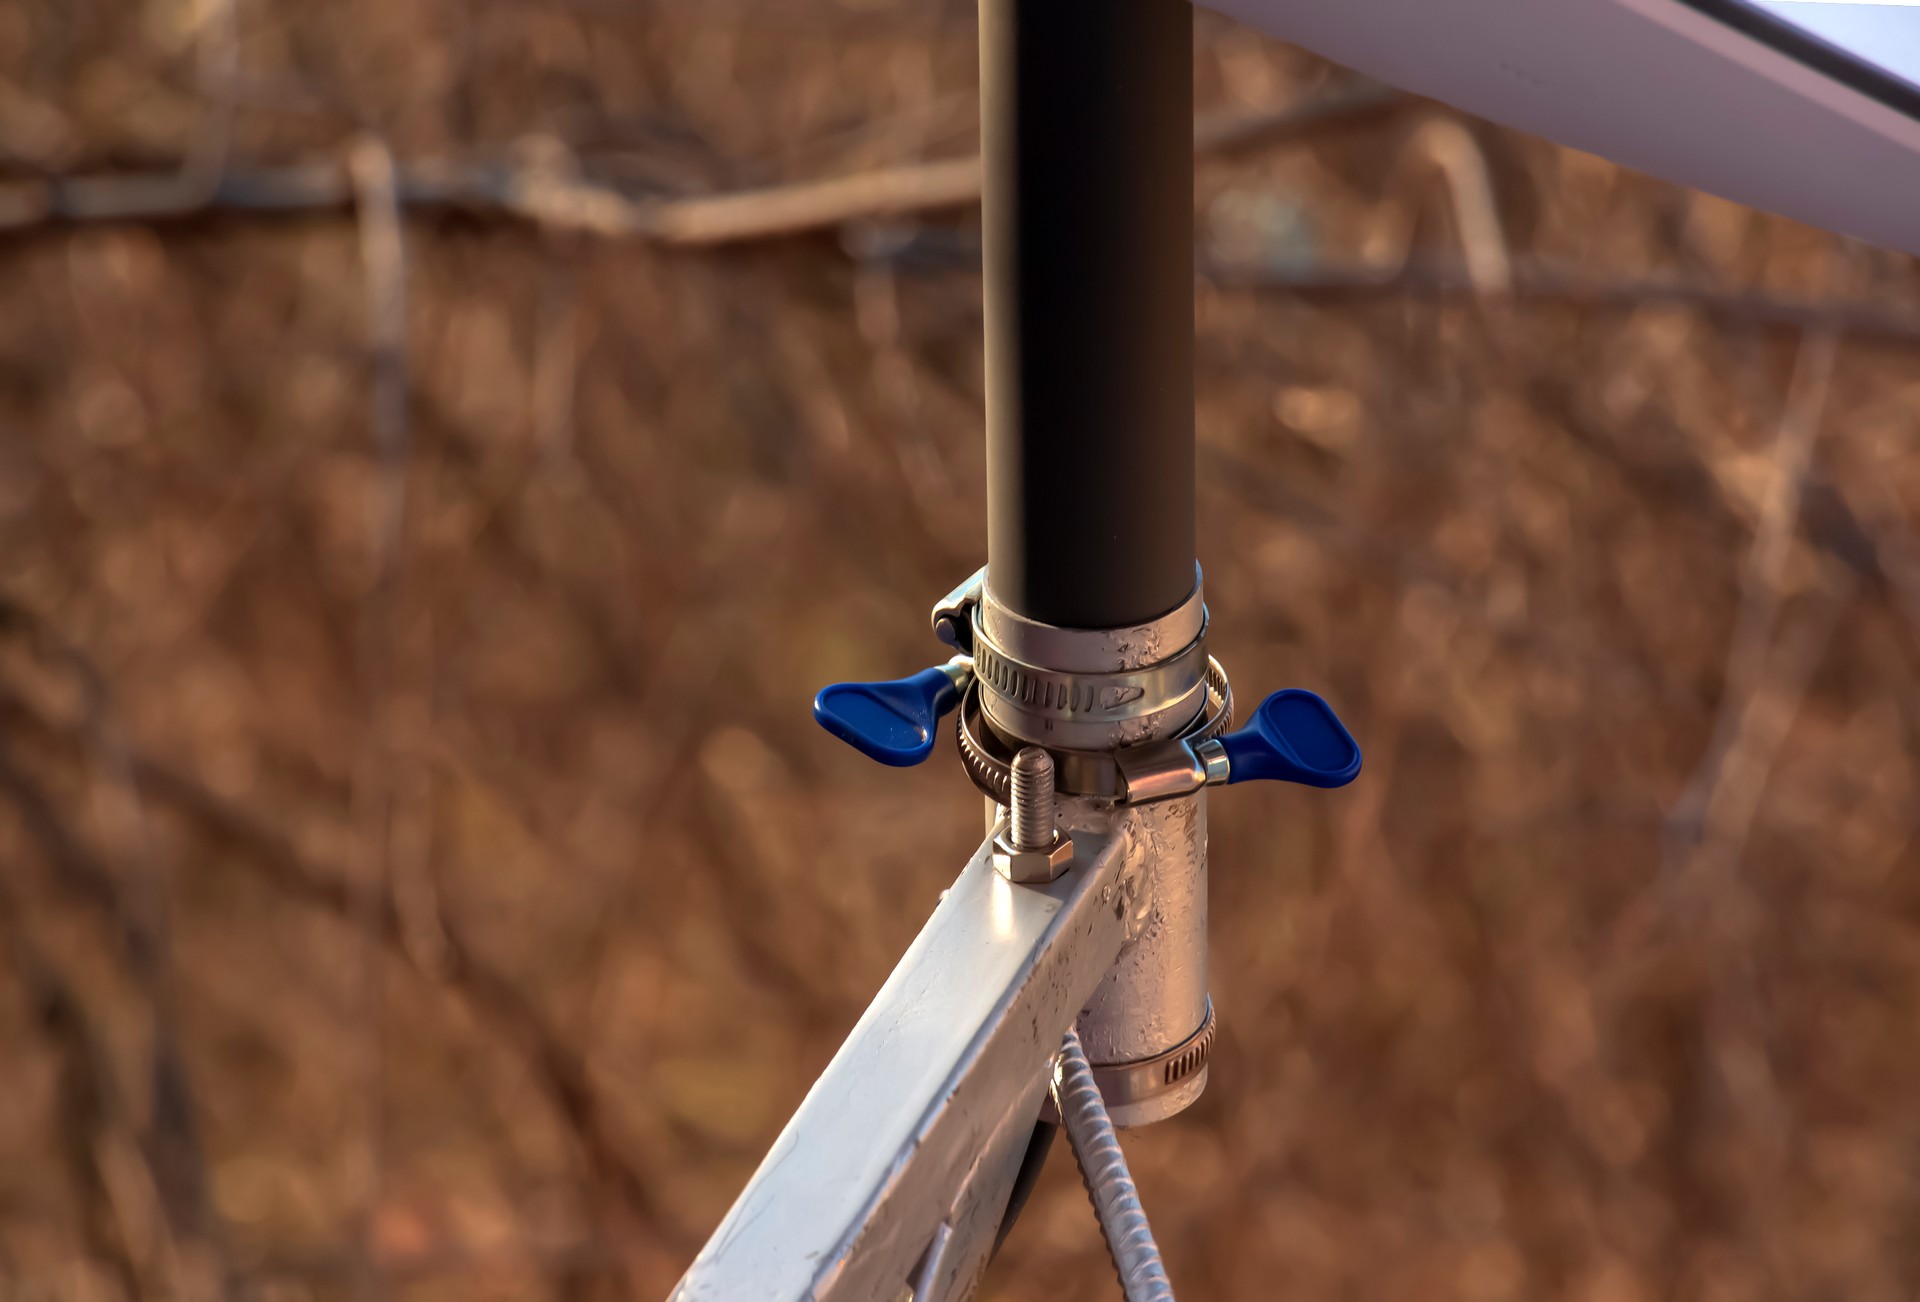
813,667 -> 963,767
1218,689 -> 1362,789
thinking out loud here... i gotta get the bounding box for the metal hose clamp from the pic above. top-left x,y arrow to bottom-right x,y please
978,563 -> 1206,672
1043,999 -> 1215,1132
973,566 -> 1211,752
1044,999 -> 1215,1127
956,659 -> 1234,802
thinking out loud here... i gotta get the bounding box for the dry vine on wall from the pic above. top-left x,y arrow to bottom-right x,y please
0,2 -> 1918,1300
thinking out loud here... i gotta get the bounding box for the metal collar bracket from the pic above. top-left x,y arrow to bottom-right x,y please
931,567 -> 985,655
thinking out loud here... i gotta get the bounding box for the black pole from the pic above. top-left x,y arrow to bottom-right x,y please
980,0 -> 1196,632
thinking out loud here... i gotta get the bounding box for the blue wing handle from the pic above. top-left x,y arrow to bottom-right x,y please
1216,689 -> 1361,789
813,665 -> 966,767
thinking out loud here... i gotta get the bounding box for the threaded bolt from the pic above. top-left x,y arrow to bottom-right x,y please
1009,747 -> 1057,851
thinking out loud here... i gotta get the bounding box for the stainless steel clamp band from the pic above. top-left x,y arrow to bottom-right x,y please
972,566 -> 1211,751
978,563 -> 1205,673
970,613 -> 1209,724
1041,999 -> 1216,1129
957,658 -> 1235,802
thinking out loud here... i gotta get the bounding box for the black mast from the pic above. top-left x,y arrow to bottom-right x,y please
980,0 -> 1197,631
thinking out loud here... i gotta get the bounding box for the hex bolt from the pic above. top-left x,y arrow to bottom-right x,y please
994,748 -> 1073,884
1009,747 -> 1057,851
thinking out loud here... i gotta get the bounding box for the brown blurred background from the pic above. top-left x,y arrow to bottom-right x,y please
2,1 -> 1919,1299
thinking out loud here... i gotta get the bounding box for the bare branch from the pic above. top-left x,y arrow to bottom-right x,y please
344,132 -> 413,1301
846,228 -> 1920,341
0,679 -> 692,1259
1200,256 -> 1920,343
0,594 -> 226,1295
0,747 -> 223,1299
0,900 -> 145,1299
1636,324 -> 1851,1281
0,79 -> 1408,247
1192,78 -> 1406,156
1363,115 -> 1512,294
648,78 -> 1406,246
1665,329 -> 1843,877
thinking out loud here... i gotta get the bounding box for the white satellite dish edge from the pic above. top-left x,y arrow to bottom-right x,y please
1204,0 -> 1920,256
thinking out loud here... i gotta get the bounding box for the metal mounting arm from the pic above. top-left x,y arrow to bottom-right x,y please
671,824 -> 1134,1302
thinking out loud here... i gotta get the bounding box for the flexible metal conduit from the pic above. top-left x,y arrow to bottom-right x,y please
1052,1026 -> 1178,1302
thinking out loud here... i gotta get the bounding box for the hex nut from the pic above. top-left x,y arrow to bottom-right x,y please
992,830 -> 1076,884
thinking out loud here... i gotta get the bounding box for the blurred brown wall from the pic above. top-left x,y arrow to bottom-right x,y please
0,2 -> 1918,1299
